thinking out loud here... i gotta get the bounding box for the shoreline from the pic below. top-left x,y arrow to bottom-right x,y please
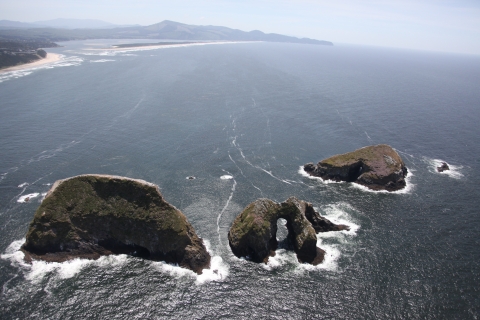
88,41 -> 257,52
0,53 -> 62,74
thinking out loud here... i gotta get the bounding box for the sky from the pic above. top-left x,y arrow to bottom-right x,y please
1,0 -> 480,55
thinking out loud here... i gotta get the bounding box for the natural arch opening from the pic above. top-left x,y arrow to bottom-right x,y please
276,218 -> 293,250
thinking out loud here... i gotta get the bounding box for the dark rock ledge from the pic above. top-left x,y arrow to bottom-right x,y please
21,174 -> 210,274
304,144 -> 408,192
228,197 -> 349,265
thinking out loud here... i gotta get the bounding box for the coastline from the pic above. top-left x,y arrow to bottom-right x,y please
88,41 -> 256,52
0,53 -> 62,74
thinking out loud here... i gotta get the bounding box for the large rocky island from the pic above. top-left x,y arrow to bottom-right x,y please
228,197 -> 349,265
21,174 -> 210,274
304,144 -> 408,192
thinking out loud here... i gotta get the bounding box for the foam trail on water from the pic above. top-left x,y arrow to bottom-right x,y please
217,170 -> 237,244
90,59 -> 115,63
235,143 -> 291,185
27,140 -> 81,165
228,153 -> 263,195
364,131 -> 373,143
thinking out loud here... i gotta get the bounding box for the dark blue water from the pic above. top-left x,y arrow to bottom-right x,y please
1,40 -> 479,319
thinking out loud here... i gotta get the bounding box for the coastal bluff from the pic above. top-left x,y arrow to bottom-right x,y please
304,144 -> 408,192
228,197 -> 349,265
21,174 -> 210,274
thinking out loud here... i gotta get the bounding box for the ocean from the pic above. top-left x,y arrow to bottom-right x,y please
0,39 -> 479,319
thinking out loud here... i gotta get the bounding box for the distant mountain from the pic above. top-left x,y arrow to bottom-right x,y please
0,20 -> 333,45
140,20 -> 332,45
32,18 -> 138,29
33,18 -> 117,29
0,20 -> 45,29
0,19 -> 138,30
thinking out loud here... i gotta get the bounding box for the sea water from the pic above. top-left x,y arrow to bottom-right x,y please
1,39 -> 479,319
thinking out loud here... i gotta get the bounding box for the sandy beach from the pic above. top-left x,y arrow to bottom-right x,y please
87,41 -> 249,53
0,53 -> 62,74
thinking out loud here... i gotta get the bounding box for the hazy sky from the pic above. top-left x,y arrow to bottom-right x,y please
2,0 -> 480,54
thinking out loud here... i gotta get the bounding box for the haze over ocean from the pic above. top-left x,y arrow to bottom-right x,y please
1,40 -> 479,318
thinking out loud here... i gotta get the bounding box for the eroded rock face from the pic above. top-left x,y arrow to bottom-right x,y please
304,144 -> 408,192
21,175 -> 210,274
228,197 -> 349,265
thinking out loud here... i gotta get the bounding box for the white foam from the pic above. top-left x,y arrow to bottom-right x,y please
317,203 -> 360,237
349,170 -> 415,194
1,239 -> 132,283
254,202 -> 360,273
18,182 -> 29,188
220,175 -> 233,180
196,255 -> 229,284
150,239 -> 229,284
297,242 -> 342,273
262,249 -> 297,271
0,55 -> 83,83
299,165 -> 414,194
425,158 -> 464,179
17,193 -> 40,203
1,238 -> 227,285
298,166 -> 343,185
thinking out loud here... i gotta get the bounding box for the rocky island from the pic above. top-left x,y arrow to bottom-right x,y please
21,174 -> 210,274
437,162 -> 450,172
228,197 -> 349,265
304,144 -> 408,192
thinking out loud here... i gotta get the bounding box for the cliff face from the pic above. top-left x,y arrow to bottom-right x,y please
21,175 -> 210,274
304,144 -> 408,192
228,197 -> 349,265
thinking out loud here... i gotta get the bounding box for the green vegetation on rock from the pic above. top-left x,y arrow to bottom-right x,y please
304,144 -> 408,191
228,197 -> 349,265
21,174 -> 210,274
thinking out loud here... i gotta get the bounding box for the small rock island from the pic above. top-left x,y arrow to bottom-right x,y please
437,162 -> 450,172
21,174 -> 210,274
304,144 -> 408,192
228,197 -> 349,265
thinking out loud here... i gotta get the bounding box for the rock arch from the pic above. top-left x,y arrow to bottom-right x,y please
228,197 -> 349,265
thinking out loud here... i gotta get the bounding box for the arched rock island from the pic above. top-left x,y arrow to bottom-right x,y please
228,197 -> 349,265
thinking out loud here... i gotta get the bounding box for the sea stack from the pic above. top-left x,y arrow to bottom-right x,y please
228,197 -> 349,265
304,144 -> 408,192
437,162 -> 450,172
21,174 -> 211,274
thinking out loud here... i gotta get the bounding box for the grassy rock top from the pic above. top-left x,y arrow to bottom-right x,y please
304,144 -> 408,191
22,174 -> 210,274
321,144 -> 404,174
